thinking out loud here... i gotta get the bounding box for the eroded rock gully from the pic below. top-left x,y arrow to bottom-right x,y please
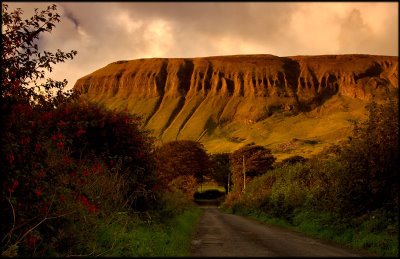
74,54 -> 398,142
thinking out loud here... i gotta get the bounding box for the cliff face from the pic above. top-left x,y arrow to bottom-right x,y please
74,54 -> 398,142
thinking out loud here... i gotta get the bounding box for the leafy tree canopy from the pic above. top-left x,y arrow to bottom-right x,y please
339,99 -> 399,212
155,140 -> 213,189
1,3 -> 77,109
229,144 -> 276,192
230,144 -> 276,177
210,153 -> 231,193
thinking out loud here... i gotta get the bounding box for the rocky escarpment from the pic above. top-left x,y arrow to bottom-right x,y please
74,54 -> 398,142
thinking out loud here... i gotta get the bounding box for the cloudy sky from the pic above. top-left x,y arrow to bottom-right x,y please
5,2 -> 399,90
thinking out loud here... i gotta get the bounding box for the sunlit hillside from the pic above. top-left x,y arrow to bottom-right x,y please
74,55 -> 398,161
201,95 -> 368,160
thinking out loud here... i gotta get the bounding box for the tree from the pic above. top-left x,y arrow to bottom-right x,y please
1,4 -> 160,256
230,144 -> 276,192
1,4 -> 79,255
339,99 -> 399,214
1,4 -> 77,109
155,140 -> 213,197
210,153 -> 231,193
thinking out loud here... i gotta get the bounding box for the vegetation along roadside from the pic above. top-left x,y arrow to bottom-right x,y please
220,97 -> 398,257
1,3 -> 397,257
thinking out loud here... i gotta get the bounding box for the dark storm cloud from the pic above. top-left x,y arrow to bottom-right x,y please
59,3 -> 79,29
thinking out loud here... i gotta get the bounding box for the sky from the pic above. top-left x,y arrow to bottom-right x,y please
5,2 -> 399,90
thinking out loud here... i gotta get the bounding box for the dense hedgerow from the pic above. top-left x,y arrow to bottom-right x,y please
0,100 -> 159,256
224,98 -> 398,216
1,4 -> 164,255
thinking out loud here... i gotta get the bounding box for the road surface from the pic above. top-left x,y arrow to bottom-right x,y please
190,206 -> 372,257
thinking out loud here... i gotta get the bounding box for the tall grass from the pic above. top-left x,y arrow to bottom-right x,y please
90,206 -> 202,256
66,194 -> 202,257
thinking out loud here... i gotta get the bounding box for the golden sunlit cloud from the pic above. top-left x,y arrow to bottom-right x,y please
142,19 -> 175,58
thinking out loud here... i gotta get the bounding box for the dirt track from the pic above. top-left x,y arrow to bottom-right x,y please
190,207 -> 372,257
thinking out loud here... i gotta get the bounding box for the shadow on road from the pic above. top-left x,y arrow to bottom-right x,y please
194,199 -> 222,207
193,189 -> 225,207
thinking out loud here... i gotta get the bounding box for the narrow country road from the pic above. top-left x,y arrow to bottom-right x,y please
190,206 -> 372,257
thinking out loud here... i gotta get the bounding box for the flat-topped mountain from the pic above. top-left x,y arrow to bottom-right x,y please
74,54 -> 398,158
